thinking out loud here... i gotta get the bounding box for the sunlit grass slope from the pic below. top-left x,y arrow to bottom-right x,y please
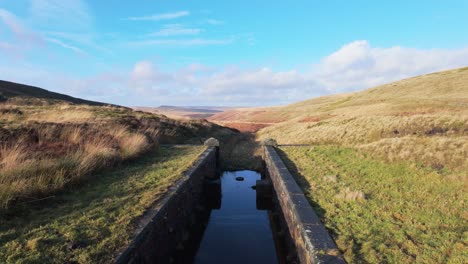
257,67 -> 468,176
0,145 -> 204,263
279,146 -> 466,264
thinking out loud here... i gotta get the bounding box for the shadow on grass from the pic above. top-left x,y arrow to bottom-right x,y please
274,147 -> 327,219
219,132 -> 263,172
0,146 -> 194,233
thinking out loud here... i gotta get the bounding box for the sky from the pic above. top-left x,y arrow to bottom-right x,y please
0,0 -> 468,107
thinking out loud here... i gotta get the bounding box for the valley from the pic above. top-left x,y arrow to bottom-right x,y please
1,67 -> 467,263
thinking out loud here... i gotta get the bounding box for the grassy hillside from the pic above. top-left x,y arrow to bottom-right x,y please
0,81 -> 238,210
228,67 -> 468,176
280,146 -> 466,263
245,68 -> 467,263
0,145 -> 204,263
212,67 -> 468,124
0,80 -> 113,106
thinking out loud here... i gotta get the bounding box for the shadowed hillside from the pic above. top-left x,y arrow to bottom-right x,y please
0,81 -> 243,210
0,80 -> 117,106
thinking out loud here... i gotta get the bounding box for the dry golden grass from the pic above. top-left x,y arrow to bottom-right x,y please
0,145 -> 205,263
0,97 -> 238,209
26,109 -> 94,123
0,143 -> 28,171
253,67 -> 468,176
0,105 -> 158,209
118,133 -> 149,159
0,124 -> 153,209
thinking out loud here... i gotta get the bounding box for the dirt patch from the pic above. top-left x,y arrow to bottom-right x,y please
425,126 -> 448,136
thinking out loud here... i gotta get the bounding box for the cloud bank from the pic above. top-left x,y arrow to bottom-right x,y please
118,40 -> 468,106
127,11 -> 190,21
1,5 -> 467,107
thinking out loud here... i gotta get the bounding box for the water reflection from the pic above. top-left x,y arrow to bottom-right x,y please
193,170 -> 279,264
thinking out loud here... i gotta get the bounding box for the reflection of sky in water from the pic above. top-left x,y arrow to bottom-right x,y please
194,170 -> 278,264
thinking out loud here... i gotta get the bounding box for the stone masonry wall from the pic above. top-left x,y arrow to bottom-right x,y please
115,146 -> 218,264
264,146 -> 345,264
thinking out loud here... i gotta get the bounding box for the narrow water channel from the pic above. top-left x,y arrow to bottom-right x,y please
193,170 -> 279,264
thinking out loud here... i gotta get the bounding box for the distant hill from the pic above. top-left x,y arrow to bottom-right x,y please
158,105 -> 223,113
134,105 -> 241,120
0,80 -> 112,106
211,67 -> 468,126
211,67 -> 468,172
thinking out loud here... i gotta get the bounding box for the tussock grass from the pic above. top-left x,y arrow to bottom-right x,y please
254,67 -> 468,175
26,109 -> 94,123
280,146 -> 467,263
0,99 -> 235,210
0,126 -> 148,209
0,146 -> 204,263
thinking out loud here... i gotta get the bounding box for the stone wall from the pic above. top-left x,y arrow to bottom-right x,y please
264,146 -> 345,264
115,146 -> 218,264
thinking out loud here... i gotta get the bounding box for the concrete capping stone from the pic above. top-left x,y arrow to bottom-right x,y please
204,137 -> 220,147
115,146 -> 217,264
264,146 -> 345,264
261,138 -> 278,147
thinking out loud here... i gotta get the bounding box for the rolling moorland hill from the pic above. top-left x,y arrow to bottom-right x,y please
133,105 -> 240,120
211,67 -> 468,176
0,80 -> 114,106
0,81 -> 240,210
134,105 -> 223,119
210,67 -> 468,262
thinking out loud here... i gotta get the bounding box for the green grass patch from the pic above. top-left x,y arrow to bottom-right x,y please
279,146 -> 467,264
0,145 -> 205,263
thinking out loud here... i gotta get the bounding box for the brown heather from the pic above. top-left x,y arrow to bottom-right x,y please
0,101 -> 234,209
0,123 -> 155,209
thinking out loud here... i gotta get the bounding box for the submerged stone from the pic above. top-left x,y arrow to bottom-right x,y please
235,176 -> 244,181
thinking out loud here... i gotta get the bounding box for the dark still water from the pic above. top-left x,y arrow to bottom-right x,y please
193,170 -> 279,264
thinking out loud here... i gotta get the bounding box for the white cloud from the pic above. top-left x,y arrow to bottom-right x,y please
127,11 -> 189,21
312,40 -> 468,92
0,8 -> 44,57
0,61 -> 126,102
26,0 -> 111,56
124,41 -> 468,105
0,8 -> 41,43
44,31 -> 112,55
149,24 -> 202,37
2,40 -> 468,106
45,37 -> 87,55
127,38 -> 233,47
131,61 -> 171,82
29,0 -> 93,32
129,61 -> 174,95
0,1 -> 102,58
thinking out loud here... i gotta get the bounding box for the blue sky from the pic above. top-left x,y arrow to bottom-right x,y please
1,0 -> 467,106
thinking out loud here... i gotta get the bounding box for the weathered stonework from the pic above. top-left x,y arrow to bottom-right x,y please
115,146 -> 218,264
264,146 -> 345,264
204,137 -> 220,147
